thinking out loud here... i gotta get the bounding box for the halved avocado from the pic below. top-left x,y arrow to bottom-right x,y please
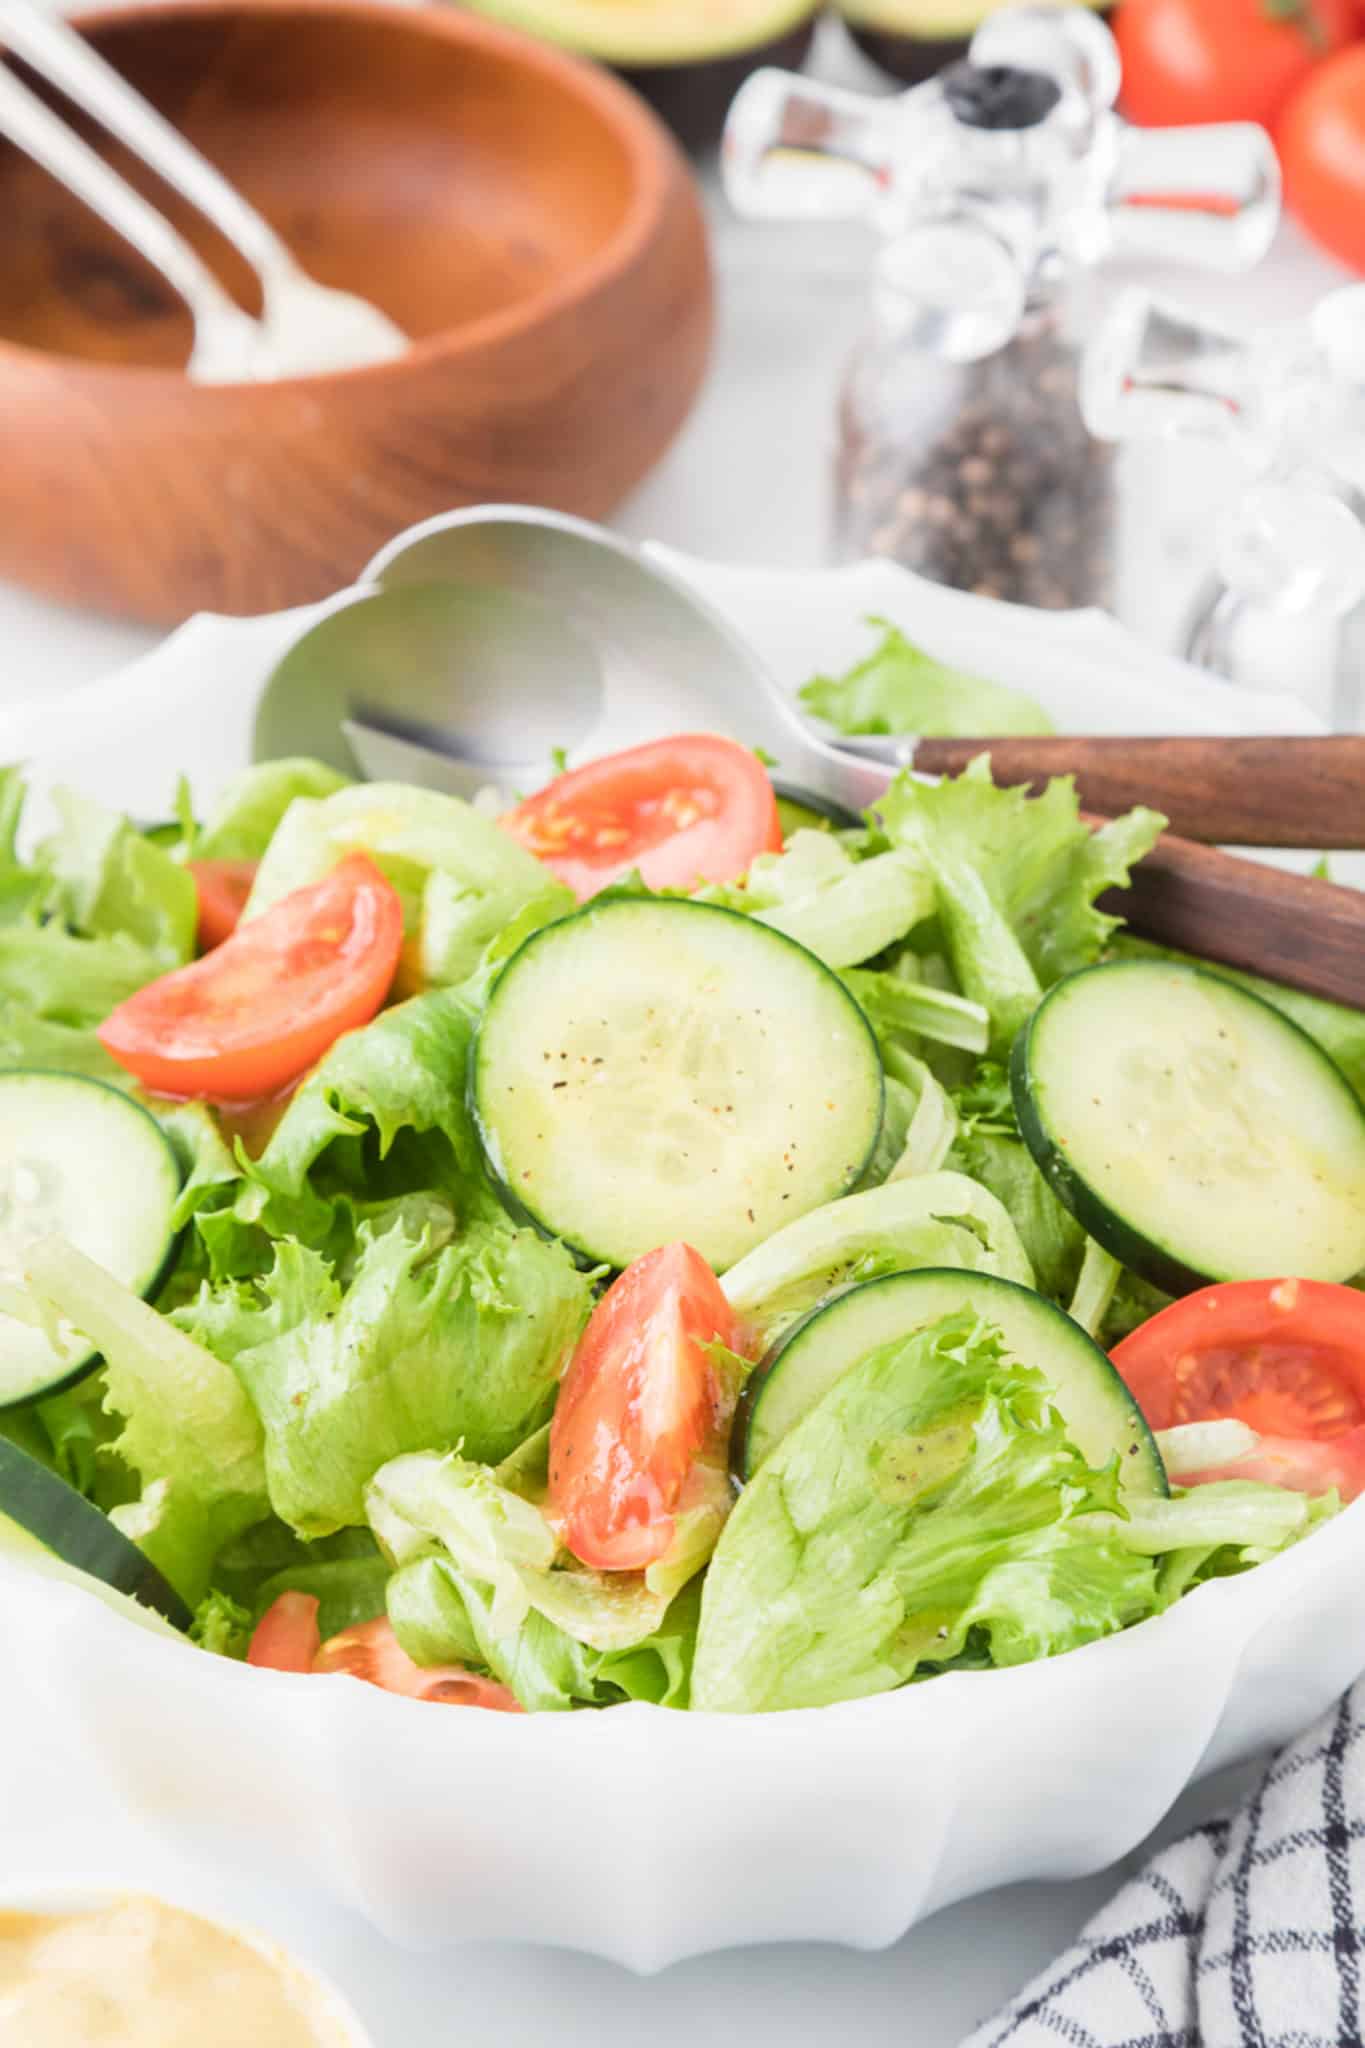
457,0 -> 824,149
836,0 -> 1109,86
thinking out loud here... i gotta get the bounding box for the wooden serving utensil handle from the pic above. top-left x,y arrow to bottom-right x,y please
1102,833 -> 1365,1010
914,736 -> 1365,849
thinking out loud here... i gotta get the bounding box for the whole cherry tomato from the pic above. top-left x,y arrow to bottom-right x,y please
1115,0 -> 1356,128
1278,44 -> 1365,273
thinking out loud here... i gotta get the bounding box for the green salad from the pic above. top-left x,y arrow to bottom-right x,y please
1,686 -> 1363,1717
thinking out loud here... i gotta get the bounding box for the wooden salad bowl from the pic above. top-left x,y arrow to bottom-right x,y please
0,0 -> 712,622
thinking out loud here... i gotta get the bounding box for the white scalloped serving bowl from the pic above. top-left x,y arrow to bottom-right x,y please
0,545 -> 1357,1973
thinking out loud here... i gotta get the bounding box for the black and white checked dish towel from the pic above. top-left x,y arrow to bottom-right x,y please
964,1680 -> 1365,2048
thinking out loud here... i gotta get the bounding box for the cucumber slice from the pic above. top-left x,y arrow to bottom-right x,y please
0,1437 -> 192,1630
1012,960 -> 1365,1297
736,1266 -> 1165,1492
0,1073 -> 182,1407
472,897 -> 884,1272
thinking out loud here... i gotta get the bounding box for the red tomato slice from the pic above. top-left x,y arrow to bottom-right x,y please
1177,1432 -> 1365,1496
98,854 -> 403,1103
1111,1278 -> 1365,1500
548,1241 -> 741,1572
502,735 -> 783,901
248,1592 -> 321,1673
313,1617 -> 524,1711
189,859 -> 258,951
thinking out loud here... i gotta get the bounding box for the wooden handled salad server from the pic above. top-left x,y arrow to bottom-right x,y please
253,505 -> 1365,1012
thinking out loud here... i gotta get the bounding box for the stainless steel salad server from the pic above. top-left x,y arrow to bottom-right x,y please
0,57 -> 262,383
253,505 -> 901,812
0,0 -> 408,378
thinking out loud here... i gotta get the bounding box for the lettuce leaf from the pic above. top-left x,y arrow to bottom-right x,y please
213,988 -> 494,1269
877,759 -> 1165,1055
0,1002 -> 126,1085
801,621 -> 1055,739
0,765 -> 41,925
191,1589 -> 255,1658
367,1451 -> 671,1651
700,831 -> 934,970
373,1450 -> 698,1709
0,775 -> 193,1076
1152,1487 -> 1340,1606
0,1402 -> 57,1468
0,925 -> 165,1031
190,758 -> 350,863
252,1554 -> 392,1640
33,1373 -> 136,1511
36,787 -> 196,967
245,781 -> 571,993
22,1236 -> 268,1603
183,1218 -> 594,1537
844,960 -> 990,1056
692,1311 -> 1154,1712
386,1553 -> 699,1711
721,1173 -> 1034,1349
946,1063 -> 1084,1300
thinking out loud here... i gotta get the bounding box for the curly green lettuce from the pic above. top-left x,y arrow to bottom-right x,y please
801,620 -> 1055,740
183,1217 -> 595,1537
877,758 -> 1165,1055
22,1236 -> 268,1604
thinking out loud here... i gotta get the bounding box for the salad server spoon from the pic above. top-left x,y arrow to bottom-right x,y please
0,0 -> 407,378
252,504 -> 1365,1010
0,57 -> 261,382
254,507 -> 896,815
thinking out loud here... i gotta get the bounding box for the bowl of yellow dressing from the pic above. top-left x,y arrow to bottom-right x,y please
0,1886 -> 371,2048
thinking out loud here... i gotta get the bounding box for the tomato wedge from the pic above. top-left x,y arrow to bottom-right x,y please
312,1617 -> 523,1711
189,859 -> 258,951
503,735 -> 783,900
1112,1278 -> 1365,1501
248,1603 -> 522,1708
247,1592 -> 321,1673
99,854 -> 403,1102
548,1241 -> 741,1572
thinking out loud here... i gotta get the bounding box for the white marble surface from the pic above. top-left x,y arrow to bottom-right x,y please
0,18 -> 1351,2043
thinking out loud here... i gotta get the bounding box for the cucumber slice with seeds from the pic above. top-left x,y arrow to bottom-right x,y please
472,896 -> 884,1272
735,1266 -> 1165,1491
1012,960 -> 1365,1296
0,1073 -> 182,1407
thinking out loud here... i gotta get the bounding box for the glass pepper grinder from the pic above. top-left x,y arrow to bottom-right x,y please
722,5 -> 1280,611
1082,284 -> 1365,728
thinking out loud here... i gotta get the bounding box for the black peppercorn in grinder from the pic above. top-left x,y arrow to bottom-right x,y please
1082,283 -> 1365,727
722,5 -> 1280,613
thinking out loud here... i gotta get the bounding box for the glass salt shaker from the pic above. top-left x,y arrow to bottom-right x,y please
722,5 -> 1280,611
1083,284 -> 1365,727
